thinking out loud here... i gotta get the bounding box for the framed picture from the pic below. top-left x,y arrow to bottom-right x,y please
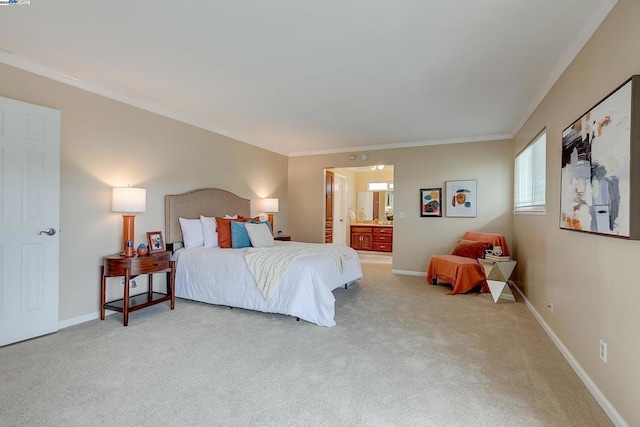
446,180 -> 477,217
420,188 -> 442,217
146,231 -> 165,253
561,75 -> 640,239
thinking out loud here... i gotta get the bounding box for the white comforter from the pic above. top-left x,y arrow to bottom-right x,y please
173,241 -> 363,327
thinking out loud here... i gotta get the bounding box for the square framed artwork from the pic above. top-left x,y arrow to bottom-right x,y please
560,75 -> 640,239
420,188 -> 442,217
445,180 -> 477,217
146,231 -> 165,253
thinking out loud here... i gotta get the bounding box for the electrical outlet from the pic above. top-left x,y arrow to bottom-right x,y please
120,278 -> 137,288
600,340 -> 607,363
547,300 -> 553,313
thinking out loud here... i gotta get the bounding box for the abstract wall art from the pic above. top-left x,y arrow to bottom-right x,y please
560,75 -> 640,239
420,188 -> 442,217
445,180 -> 477,217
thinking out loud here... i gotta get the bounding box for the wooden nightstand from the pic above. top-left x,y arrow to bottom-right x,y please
100,251 -> 175,326
273,234 -> 291,241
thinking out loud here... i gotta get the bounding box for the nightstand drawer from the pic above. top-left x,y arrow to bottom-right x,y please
103,252 -> 171,276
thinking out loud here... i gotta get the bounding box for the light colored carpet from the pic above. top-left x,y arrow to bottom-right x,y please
0,263 -> 611,426
357,251 -> 392,265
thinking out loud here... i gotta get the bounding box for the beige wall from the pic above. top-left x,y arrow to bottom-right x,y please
354,168 -> 394,192
513,0 -> 639,424
289,139 -> 514,273
0,63 -> 288,322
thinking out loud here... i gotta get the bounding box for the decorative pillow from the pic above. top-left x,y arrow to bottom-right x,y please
451,239 -> 490,259
200,215 -> 218,248
224,214 -> 239,219
245,222 -> 275,247
231,221 -> 252,249
215,215 -> 260,248
179,217 -> 204,249
215,217 -> 238,249
246,219 -> 272,234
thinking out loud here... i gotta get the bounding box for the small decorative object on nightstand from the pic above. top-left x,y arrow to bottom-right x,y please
100,251 -> 174,326
273,234 -> 291,241
137,244 -> 148,256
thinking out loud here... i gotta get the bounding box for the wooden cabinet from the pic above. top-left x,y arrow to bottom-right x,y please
351,226 -> 373,250
325,171 -> 334,243
350,225 -> 392,252
372,226 -> 393,252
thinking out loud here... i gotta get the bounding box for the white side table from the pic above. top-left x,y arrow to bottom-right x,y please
477,258 -> 517,303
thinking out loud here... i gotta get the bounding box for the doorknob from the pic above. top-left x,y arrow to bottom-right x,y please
38,228 -> 56,236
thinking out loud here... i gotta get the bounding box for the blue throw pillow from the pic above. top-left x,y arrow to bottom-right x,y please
231,221 -> 252,248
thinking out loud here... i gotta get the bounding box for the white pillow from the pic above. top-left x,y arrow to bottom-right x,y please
179,217 -> 204,248
200,215 -> 218,248
224,214 -> 238,219
245,222 -> 275,247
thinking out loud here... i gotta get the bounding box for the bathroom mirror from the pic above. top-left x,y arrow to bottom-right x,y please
356,191 -> 393,221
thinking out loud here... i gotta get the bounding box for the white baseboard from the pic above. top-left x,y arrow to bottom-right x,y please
511,283 -> 627,427
58,310 -> 115,329
391,269 -> 426,277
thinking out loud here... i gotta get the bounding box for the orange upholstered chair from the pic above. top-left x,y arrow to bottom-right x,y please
426,232 -> 510,295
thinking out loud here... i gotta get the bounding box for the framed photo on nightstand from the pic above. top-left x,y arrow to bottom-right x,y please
146,231 -> 165,253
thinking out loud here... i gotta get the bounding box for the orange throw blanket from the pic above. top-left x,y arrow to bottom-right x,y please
427,255 -> 487,294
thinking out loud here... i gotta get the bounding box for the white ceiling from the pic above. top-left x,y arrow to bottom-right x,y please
0,1 -> 617,156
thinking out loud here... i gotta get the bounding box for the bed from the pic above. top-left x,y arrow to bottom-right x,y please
165,189 -> 363,326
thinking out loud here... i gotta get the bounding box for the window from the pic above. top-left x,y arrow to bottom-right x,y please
367,182 -> 389,191
514,131 -> 546,213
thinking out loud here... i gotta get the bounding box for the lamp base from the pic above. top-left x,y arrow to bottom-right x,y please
122,214 -> 135,254
268,213 -> 274,233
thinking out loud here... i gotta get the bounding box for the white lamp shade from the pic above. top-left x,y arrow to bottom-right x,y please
262,198 -> 279,213
112,187 -> 146,213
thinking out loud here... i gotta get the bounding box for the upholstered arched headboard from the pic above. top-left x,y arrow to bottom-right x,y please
165,188 -> 251,244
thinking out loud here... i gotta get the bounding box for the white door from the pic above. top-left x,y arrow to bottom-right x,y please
332,174 -> 347,245
0,96 -> 60,347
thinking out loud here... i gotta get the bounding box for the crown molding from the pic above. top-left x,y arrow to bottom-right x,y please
288,133 -> 512,157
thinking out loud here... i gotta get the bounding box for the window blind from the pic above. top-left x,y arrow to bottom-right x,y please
515,132 -> 546,212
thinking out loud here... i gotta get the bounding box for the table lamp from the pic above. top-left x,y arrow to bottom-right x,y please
262,198 -> 279,233
112,187 -> 146,255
